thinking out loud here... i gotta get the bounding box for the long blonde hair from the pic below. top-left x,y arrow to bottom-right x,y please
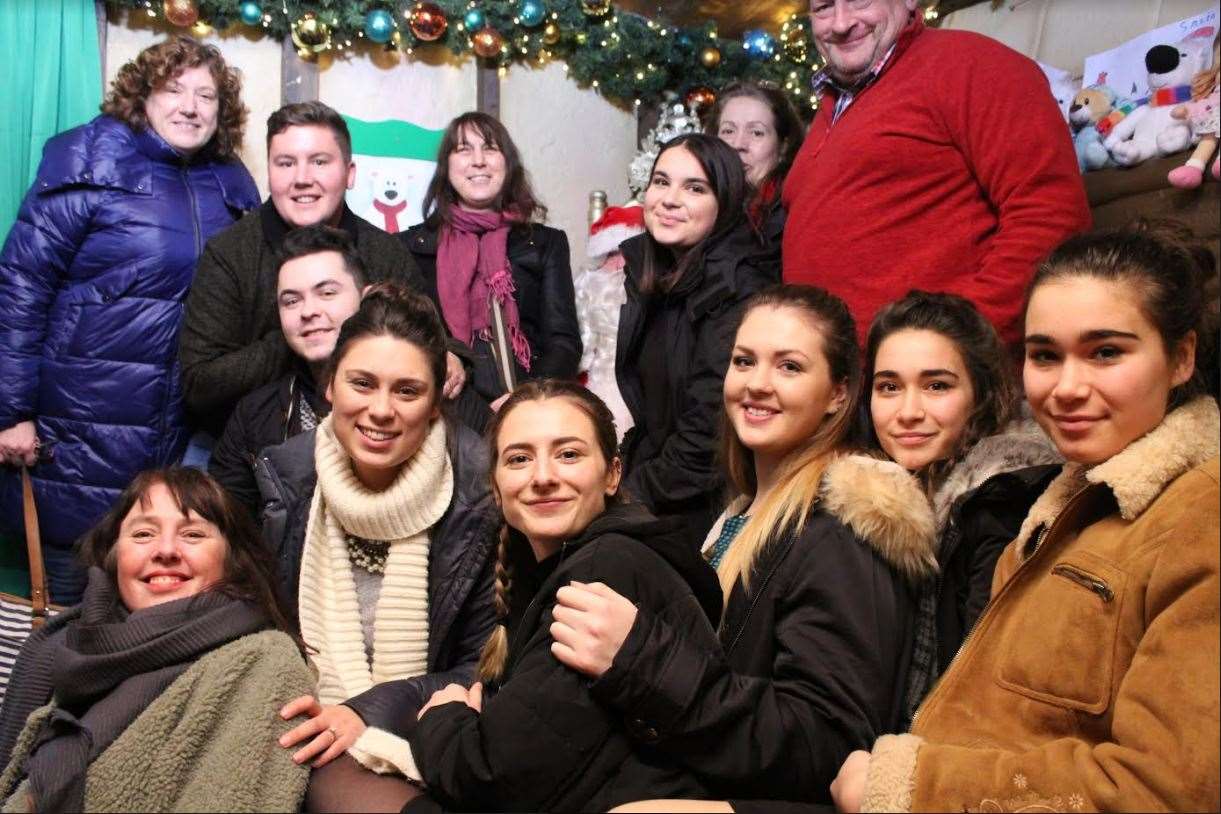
716,286 -> 861,601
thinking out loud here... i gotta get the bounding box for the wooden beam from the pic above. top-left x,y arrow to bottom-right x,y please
281,37 -> 320,104
476,64 -> 500,119
95,1 -> 108,86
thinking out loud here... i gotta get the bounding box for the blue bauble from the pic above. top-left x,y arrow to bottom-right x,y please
675,31 -> 695,52
742,28 -> 777,60
463,7 -> 486,30
364,8 -> 395,44
238,0 -> 262,26
517,0 -> 546,27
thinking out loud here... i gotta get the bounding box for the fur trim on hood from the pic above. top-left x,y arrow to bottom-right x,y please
929,418 -> 1062,531
820,455 -> 938,583
1015,397 -> 1219,550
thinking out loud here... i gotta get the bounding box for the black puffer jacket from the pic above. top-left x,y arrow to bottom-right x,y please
253,419 -> 498,731
615,223 -> 780,545
409,503 -> 723,812
586,456 -> 937,805
400,221 -> 582,406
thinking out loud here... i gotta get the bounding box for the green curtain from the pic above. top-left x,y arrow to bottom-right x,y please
0,0 -> 102,245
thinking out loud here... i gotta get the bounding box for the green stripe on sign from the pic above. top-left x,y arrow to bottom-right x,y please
343,116 -> 444,161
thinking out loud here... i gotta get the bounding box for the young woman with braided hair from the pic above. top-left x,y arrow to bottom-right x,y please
409,379 -> 723,812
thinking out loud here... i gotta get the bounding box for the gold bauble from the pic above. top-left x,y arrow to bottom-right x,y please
472,26 -> 504,58
291,12 -> 332,58
542,21 -> 562,45
698,45 -> 721,69
163,0 -> 199,27
580,0 -> 611,16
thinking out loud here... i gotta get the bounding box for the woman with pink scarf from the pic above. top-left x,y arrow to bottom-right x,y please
400,113 -> 581,426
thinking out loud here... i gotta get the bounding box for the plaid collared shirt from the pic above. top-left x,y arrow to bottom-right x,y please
812,41 -> 899,124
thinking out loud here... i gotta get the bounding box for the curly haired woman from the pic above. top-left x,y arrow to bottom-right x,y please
0,36 -> 260,602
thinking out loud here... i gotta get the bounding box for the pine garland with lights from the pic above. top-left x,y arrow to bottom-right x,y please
108,0 -> 942,116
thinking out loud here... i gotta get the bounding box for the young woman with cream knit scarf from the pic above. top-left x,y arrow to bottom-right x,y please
255,283 -> 498,812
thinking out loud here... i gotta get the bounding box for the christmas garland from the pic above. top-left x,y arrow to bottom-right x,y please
111,0 -> 939,115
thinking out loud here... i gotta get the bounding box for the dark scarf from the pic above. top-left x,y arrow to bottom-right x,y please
21,568 -> 269,813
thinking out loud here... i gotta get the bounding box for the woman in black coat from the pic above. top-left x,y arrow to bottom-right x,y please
553,286 -> 937,807
400,112 -> 580,422
409,380 -> 723,812
616,134 -> 781,545
252,285 -> 497,812
861,291 -> 1062,725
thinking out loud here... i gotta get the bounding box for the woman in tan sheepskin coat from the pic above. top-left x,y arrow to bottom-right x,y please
833,224 -> 1220,813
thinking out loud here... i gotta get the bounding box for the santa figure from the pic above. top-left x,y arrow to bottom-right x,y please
575,205 -> 644,440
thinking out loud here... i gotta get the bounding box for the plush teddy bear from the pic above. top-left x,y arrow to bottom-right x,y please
1104,33 -> 1213,166
1069,85 -> 1117,172
1168,34 -> 1219,189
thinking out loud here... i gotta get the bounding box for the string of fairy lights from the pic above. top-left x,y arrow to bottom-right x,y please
111,0 -> 942,116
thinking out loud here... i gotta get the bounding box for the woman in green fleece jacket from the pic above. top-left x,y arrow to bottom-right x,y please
0,467 -> 314,813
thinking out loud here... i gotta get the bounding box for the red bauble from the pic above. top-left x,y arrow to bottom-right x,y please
684,86 -> 717,112
472,26 -> 504,58
163,0 -> 199,27
408,2 -> 448,42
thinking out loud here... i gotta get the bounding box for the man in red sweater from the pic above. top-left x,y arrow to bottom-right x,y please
783,0 -> 1090,345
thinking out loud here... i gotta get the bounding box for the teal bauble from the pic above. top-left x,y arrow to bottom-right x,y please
363,8 -> 395,44
517,0 -> 546,27
463,7 -> 485,30
238,0 -> 262,26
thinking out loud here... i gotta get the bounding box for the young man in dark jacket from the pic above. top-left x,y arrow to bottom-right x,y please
180,101 -> 462,438
208,225 -> 363,516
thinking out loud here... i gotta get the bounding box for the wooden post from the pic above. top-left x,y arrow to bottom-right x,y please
95,1 -> 108,85
476,64 -> 500,119
281,37 -> 320,104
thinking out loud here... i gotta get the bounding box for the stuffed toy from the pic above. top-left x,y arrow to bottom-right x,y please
573,205 -> 644,439
1069,85 -> 1117,171
1168,34 -> 1220,188
1104,30 -> 1214,166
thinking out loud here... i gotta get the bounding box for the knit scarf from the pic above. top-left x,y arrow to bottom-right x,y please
298,415 -> 452,710
435,208 -> 532,370
24,569 -> 269,813
1096,84 -> 1194,135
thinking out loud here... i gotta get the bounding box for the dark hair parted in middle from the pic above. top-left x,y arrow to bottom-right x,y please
277,224 -> 368,287
266,100 -> 353,162
864,290 -> 1019,464
326,282 -> 449,405
706,80 -> 805,191
637,133 -> 747,296
477,379 -> 622,683
422,111 -> 546,227
78,467 -> 295,636
1027,218 -> 1220,408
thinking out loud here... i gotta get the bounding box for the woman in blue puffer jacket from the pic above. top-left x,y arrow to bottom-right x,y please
0,37 -> 260,603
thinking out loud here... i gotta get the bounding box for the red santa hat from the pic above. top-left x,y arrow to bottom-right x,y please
587,204 -> 646,258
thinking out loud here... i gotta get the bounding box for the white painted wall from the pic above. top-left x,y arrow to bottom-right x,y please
104,10 -> 638,271
501,60 -> 638,271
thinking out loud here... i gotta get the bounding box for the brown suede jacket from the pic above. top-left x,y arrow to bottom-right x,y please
863,396 -> 1220,813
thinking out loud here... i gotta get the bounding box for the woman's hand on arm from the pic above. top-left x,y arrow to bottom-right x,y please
830,750 -> 870,813
444,351 -> 466,399
0,421 -> 39,467
418,682 -> 483,720
550,581 -> 638,679
278,695 -> 367,768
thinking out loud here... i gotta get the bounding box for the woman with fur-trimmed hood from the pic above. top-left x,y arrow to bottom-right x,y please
549,285 -> 936,807
833,223 -> 1221,813
862,291 -> 1063,726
